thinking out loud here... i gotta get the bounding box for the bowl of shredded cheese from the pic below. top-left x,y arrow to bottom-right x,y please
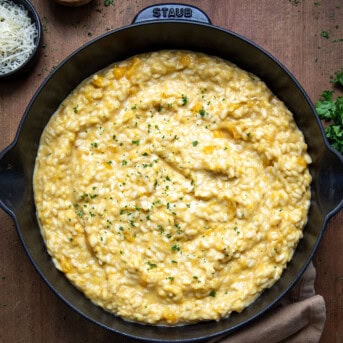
0,0 -> 41,79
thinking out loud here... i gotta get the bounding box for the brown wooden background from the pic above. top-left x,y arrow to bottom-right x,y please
0,0 -> 342,342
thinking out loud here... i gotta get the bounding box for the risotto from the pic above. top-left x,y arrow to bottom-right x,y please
33,50 -> 311,325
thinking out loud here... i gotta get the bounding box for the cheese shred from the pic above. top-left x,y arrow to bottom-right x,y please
0,0 -> 38,75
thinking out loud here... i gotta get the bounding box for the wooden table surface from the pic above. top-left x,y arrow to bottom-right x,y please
0,0 -> 342,342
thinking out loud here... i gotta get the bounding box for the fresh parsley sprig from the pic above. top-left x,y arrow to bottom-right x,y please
315,70 -> 343,154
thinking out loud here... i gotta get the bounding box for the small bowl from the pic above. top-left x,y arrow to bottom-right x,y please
0,0 -> 42,80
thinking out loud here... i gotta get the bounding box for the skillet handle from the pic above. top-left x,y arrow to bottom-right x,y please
0,144 -> 25,215
317,149 -> 343,220
132,3 -> 212,25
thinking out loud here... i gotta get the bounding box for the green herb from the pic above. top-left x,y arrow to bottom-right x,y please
315,75 -> 343,154
167,276 -> 174,281
122,160 -> 128,166
321,30 -> 329,39
90,142 -> 98,148
147,261 -> 157,269
199,108 -> 206,117
288,0 -> 301,5
209,290 -> 216,297
233,226 -> 240,234
104,0 -> 114,6
171,244 -> 180,252
76,210 -> 84,218
132,140 -> 140,145
131,104 -> 137,110
181,94 -> 188,106
192,140 -> 198,147
333,69 -> 343,86
73,105 -> 78,113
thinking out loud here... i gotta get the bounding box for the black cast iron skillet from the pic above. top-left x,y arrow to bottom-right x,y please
0,4 -> 342,342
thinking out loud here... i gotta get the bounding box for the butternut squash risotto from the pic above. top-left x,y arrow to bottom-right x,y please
33,51 -> 311,324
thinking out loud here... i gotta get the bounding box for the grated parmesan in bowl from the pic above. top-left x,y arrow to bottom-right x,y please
0,0 -> 41,78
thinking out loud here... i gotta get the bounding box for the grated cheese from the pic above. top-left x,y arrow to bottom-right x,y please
0,0 -> 38,75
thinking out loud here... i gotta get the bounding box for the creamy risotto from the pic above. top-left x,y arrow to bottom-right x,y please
33,51 -> 311,325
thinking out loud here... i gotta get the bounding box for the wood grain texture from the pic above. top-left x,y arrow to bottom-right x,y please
0,0 -> 342,342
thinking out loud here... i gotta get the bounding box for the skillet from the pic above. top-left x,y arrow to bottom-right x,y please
0,3 -> 342,342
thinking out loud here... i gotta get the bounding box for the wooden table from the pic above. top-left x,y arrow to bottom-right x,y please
0,0 -> 342,342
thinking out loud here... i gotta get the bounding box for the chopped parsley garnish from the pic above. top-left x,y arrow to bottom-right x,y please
104,0 -> 114,6
132,140 -> 140,145
121,160 -> 128,166
199,108 -> 206,117
181,94 -> 188,106
147,261 -> 157,269
73,105 -> 78,113
209,290 -> 216,297
171,244 -> 180,252
234,226 -> 240,234
76,210 -> 84,217
192,140 -> 198,147
90,142 -> 98,148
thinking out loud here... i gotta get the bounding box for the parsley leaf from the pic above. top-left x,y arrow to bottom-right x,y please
333,69 -> 343,86
181,94 -> 188,106
209,290 -> 216,297
199,108 -> 206,117
315,91 -> 335,120
321,30 -> 329,39
315,73 -> 343,154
